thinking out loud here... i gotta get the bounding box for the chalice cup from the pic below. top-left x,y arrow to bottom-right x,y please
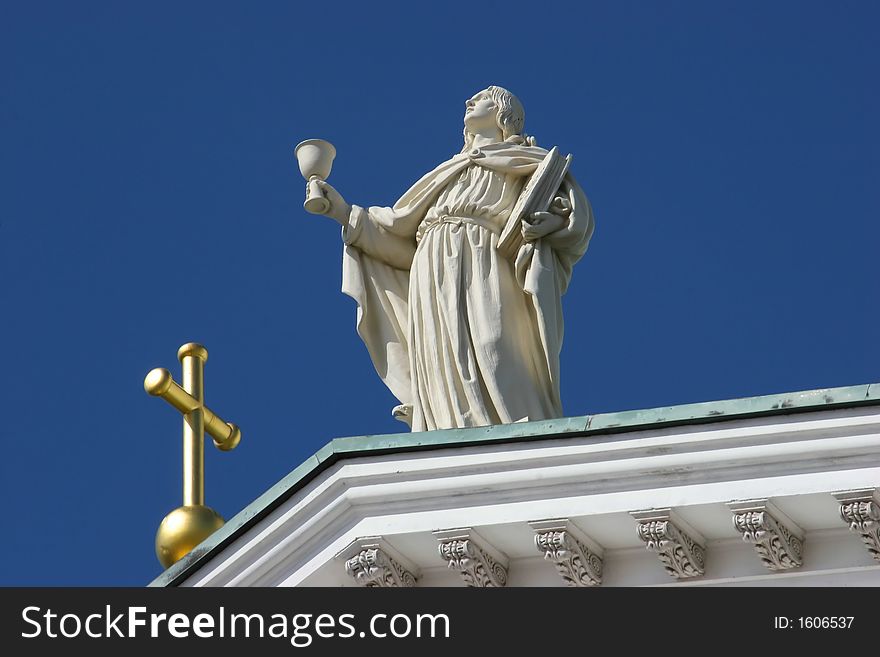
295,139 -> 336,214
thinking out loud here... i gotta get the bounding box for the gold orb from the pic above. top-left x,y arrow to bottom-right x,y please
155,505 -> 224,569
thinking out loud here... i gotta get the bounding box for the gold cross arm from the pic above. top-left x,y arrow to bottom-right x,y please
144,366 -> 240,451
145,342 -> 241,568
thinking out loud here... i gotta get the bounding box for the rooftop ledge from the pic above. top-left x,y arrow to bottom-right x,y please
150,381 -> 879,586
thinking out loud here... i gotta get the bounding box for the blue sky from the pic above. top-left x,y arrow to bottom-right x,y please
1,2 -> 877,585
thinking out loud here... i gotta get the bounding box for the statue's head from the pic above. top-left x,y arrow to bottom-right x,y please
462,85 -> 526,149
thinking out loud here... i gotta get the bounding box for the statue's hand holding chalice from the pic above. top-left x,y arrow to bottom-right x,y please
295,139 -> 350,225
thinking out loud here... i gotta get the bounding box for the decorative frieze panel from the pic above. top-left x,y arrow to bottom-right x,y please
433,528 -> 509,587
728,499 -> 804,571
336,537 -> 418,587
631,509 -> 706,579
529,519 -> 604,587
833,489 -> 880,562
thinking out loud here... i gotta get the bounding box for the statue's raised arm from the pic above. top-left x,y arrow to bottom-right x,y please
299,86 -> 595,432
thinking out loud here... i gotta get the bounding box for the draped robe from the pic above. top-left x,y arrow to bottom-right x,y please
341,141 -> 594,431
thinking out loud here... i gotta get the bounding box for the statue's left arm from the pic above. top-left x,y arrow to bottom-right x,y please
544,178 -> 594,253
533,175 -> 595,294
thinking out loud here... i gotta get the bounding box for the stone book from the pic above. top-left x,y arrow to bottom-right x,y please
497,146 -> 572,260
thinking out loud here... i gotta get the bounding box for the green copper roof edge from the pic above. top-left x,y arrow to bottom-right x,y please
149,381 -> 879,587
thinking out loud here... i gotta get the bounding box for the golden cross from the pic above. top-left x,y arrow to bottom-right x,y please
144,342 -> 241,568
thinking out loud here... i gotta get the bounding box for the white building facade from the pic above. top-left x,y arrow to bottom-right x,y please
151,383 -> 880,587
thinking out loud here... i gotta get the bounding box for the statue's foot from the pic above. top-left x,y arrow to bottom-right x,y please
392,404 -> 413,428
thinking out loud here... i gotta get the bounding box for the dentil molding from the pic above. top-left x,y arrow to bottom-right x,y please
336,536 -> 418,587
834,488 -> 880,562
433,528 -> 509,587
529,519 -> 604,587
631,508 -> 706,579
728,499 -> 804,571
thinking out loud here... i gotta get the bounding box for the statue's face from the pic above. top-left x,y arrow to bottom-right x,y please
464,93 -> 498,131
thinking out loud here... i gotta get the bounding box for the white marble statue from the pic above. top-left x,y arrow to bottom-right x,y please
308,86 -> 594,431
